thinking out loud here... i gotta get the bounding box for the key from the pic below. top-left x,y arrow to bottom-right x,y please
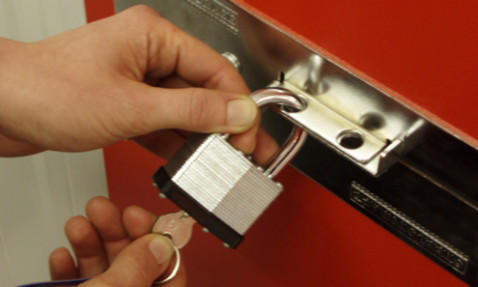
151,210 -> 196,285
152,210 -> 196,249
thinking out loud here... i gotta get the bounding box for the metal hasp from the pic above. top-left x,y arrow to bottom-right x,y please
115,0 -> 478,284
273,54 -> 425,176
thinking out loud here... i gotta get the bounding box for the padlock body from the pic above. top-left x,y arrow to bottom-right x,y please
153,133 -> 283,248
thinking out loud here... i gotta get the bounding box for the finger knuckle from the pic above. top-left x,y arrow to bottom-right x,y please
118,5 -> 162,32
186,90 -> 218,130
125,4 -> 159,19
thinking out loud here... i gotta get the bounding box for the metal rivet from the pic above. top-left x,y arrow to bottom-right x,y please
203,228 -> 210,233
223,243 -> 230,248
304,54 -> 326,95
159,193 -> 166,199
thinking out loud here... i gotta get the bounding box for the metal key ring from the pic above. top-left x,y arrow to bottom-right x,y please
152,233 -> 182,286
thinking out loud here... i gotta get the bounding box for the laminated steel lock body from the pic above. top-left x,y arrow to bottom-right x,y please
153,88 -> 307,248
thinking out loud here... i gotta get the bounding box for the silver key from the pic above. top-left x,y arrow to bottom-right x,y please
151,210 -> 196,285
152,210 -> 196,249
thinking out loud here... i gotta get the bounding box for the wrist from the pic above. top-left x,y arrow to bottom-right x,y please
0,37 -> 25,105
0,38 -> 31,147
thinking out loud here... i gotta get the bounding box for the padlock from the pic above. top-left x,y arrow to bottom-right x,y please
153,88 -> 307,248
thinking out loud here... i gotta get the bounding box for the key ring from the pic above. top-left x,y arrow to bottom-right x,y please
152,233 -> 182,285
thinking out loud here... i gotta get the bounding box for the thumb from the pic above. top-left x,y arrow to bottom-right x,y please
81,234 -> 174,287
132,85 -> 258,135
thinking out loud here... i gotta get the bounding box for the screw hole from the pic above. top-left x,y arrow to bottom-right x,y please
337,130 -> 364,150
360,112 -> 385,131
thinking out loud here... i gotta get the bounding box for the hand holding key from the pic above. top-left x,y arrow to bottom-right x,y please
151,210 -> 196,284
48,197 -> 187,287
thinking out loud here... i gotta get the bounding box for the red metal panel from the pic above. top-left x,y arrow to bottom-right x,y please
84,0 -> 115,22
234,0 -> 478,148
86,1 -> 470,286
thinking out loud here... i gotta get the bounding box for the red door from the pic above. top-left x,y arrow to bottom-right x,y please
86,1 -> 474,286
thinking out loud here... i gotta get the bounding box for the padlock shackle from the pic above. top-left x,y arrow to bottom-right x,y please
250,87 -> 307,112
265,124 -> 308,177
250,88 -> 308,178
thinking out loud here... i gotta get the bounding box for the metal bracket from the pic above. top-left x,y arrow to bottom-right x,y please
275,55 -> 426,176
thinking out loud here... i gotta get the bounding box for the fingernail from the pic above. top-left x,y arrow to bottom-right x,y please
227,96 -> 257,129
149,235 -> 174,265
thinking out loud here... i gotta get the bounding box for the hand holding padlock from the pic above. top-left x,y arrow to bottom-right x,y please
153,88 -> 307,248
